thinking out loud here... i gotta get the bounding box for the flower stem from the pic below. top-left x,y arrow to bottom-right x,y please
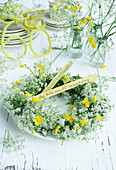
90,45 -> 100,62
101,0 -> 115,25
104,21 -> 115,37
108,31 -> 116,37
98,49 -> 104,62
25,65 -> 35,76
49,48 -> 67,66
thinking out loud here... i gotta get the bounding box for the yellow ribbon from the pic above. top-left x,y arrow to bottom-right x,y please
34,61 -> 97,99
0,4 -> 51,60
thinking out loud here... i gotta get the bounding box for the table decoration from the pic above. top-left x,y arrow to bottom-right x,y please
47,0 -> 116,64
48,0 -> 96,60
86,0 -> 116,67
0,0 -> 51,60
3,60 -> 113,141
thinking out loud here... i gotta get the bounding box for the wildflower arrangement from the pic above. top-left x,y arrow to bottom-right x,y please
49,0 -> 96,60
49,0 -> 115,65
86,0 -> 116,65
3,62 -> 113,141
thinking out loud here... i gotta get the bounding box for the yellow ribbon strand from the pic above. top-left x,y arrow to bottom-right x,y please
29,27 -> 51,58
21,10 -> 51,57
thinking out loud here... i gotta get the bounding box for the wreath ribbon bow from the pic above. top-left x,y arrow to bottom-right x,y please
0,4 -> 51,60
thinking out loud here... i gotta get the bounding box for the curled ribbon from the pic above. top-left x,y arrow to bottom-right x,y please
0,4 -> 51,60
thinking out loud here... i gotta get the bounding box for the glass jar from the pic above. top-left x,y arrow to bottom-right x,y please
89,40 -> 107,68
89,27 -> 107,67
69,29 -> 83,59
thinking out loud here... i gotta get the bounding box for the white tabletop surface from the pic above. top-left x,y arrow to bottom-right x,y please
0,1 -> 116,170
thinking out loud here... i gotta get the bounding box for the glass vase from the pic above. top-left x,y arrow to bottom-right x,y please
89,40 -> 107,68
89,27 -> 107,67
69,30 -> 83,59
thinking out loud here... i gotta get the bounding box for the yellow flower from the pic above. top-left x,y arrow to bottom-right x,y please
66,77 -> 70,82
75,26 -> 81,30
55,126 -> 61,133
71,6 -> 78,12
58,0 -> 61,3
91,81 -> 94,85
100,65 -> 106,69
78,3 -> 82,8
65,5 -> 70,9
32,130 -> 35,134
38,64 -> 45,69
96,102 -> 99,104
66,115 -> 73,123
88,22 -> 94,27
82,98 -> 90,107
92,96 -> 97,102
53,4 -> 57,12
63,113 -> 67,119
80,19 -> 87,25
64,75 -> 67,78
91,42 -> 96,48
24,93 -> 31,98
85,101 -> 90,108
82,120 -> 89,126
89,37 -> 94,43
15,80 -> 19,85
97,115 -> 102,121
82,98 -> 88,104
86,16 -> 93,20
20,64 -> 24,67
12,84 -> 16,88
69,105 -> 74,109
32,97 -> 41,102
38,70 -> 43,75
79,5 -> 83,8
18,89 -> 21,93
34,115 -> 42,126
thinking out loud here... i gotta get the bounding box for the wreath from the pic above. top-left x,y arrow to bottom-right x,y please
3,62 -> 112,141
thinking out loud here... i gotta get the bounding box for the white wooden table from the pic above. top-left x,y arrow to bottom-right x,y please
0,1 -> 116,170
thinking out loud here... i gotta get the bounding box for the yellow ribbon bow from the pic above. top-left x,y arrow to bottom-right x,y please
0,4 -> 51,60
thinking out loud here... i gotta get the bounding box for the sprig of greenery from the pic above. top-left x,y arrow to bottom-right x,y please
2,130 -> 25,152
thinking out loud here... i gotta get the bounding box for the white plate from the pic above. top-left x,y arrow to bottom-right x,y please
1,33 -> 39,47
45,21 -> 65,28
43,11 -> 66,26
0,29 -> 28,36
46,24 -> 63,30
0,32 -> 38,43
